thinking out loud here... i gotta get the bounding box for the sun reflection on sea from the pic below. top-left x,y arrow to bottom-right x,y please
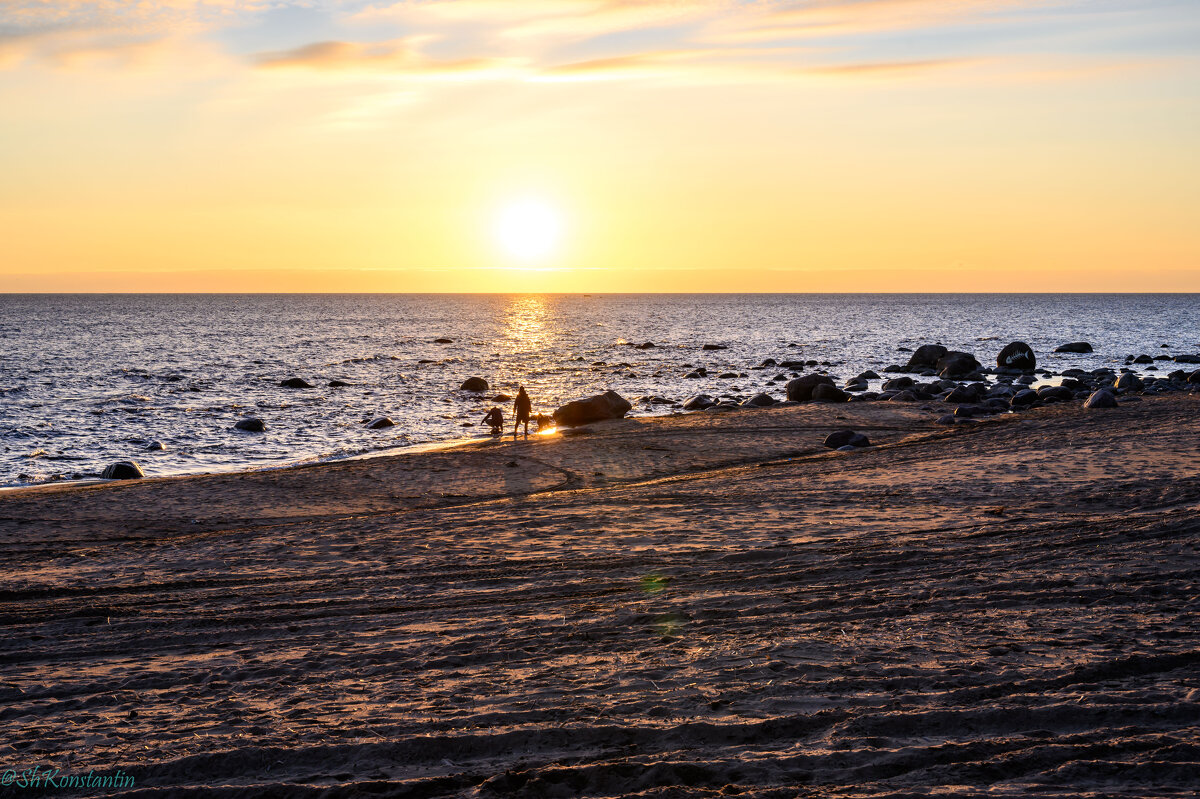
503,295 -> 549,352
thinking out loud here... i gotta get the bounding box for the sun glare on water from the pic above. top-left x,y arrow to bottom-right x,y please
494,199 -> 563,264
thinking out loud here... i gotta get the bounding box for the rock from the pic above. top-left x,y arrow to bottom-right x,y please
824,430 -> 870,449
943,386 -> 978,404
145,441 -> 165,451
1083,388 -> 1118,409
1114,372 -> 1143,392
366,417 -> 395,429
279,377 -> 313,389
328,380 -> 350,387
1174,354 -> 1200,364
234,418 -> 266,432
492,393 -> 512,402
1010,389 -> 1039,407
702,344 -> 727,351
935,414 -> 957,425
459,377 -> 489,392
552,390 -> 632,427
936,351 -> 981,378
760,358 -> 778,367
635,341 -> 655,349
741,393 -> 777,407
905,344 -> 947,370
717,372 -> 738,379
889,390 -> 918,402
785,374 -> 835,401
1037,385 -> 1073,402
682,394 -> 715,410
882,376 -> 914,391
811,384 -> 849,403
857,370 -> 880,380
1133,354 -> 1154,364
1055,342 -> 1093,354
997,341 -> 1036,371
434,338 -> 453,344
1190,370 -> 1200,385
101,461 -> 144,480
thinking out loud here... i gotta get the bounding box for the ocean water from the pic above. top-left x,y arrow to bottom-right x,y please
1,293 -> 1196,487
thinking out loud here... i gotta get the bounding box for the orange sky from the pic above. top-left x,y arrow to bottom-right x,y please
2,1 -> 1198,292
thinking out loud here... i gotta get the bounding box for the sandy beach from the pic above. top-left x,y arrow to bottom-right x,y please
2,396 -> 1198,797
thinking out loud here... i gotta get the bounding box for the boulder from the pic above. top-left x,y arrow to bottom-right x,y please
824,430 -> 871,449
1190,370 -> 1200,385
459,377 -> 489,392
888,390 -> 918,402
1010,389 -> 1039,407
905,344 -> 948,370
857,370 -> 881,380
702,344 -> 728,351
1175,354 -> 1200,364
811,384 -> 849,403
1083,388 -> 1118,409
279,377 -> 313,389
1114,372 -> 1143,392
102,461 -> 144,480
234,418 -> 266,432
785,374 -> 835,402
552,391 -> 632,428
1036,385 -> 1073,402
434,338 -> 453,344
145,441 -> 165,451
882,376 -> 914,391
997,341 -> 1036,371
1055,342 -> 1093,354
682,394 -> 715,410
760,358 -> 778,367
635,342 -> 655,349
493,393 -> 512,402
741,393 -> 777,407
717,372 -> 738,379
328,380 -> 351,387
366,417 -> 395,429
1133,354 -> 1154,364
943,385 -> 978,404
936,351 -> 981,378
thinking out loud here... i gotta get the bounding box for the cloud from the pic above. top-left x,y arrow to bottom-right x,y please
254,37 -> 513,77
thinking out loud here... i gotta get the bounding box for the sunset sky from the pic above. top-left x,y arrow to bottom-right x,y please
2,0 -> 1198,292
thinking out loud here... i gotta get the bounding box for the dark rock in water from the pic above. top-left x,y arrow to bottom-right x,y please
1133,354 -> 1154,364
492,393 -> 512,402
366,417 -> 395,429
936,351 -> 982,378
741,393 -> 777,407
785,374 -> 834,401
102,461 -> 144,480
1010,389 -> 1039,407
635,342 -> 655,349
905,344 -> 947,370
234,418 -> 266,432
1084,388 -> 1118,409
552,390 -> 632,427
857,370 -> 880,380
824,430 -> 870,449
883,364 -> 905,373
1175,354 -> 1200,364
811,384 -> 849,403
434,338 -> 453,344
997,341 -> 1036,371
1114,372 -> 1143,392
328,380 -> 350,387
145,441 -> 165,451
1016,374 -> 1036,385
682,394 -> 715,410
684,370 -> 703,379
717,372 -> 738,379
882,376 -> 914,391
459,377 -> 489,392
760,358 -> 778,367
279,377 -> 313,389
889,390 -> 918,402
1055,342 -> 1093,354
702,344 -> 727,351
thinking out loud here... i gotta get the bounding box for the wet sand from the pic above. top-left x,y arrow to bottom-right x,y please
2,397 -> 1198,797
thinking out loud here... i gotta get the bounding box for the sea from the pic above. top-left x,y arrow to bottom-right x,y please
1,294 -> 1197,487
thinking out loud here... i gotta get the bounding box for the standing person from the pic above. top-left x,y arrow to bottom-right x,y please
513,385 -> 532,439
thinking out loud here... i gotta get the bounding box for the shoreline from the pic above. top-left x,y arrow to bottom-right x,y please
2,394 -> 1198,796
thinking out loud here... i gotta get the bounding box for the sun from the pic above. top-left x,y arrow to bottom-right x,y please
494,199 -> 562,263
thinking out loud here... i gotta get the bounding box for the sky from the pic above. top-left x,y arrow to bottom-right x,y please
2,0 -> 1198,292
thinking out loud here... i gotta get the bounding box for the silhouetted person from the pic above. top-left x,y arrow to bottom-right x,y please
513,385 -> 532,439
482,406 -> 504,436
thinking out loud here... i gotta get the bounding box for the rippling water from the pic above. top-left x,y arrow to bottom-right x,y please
1,293 -> 1196,486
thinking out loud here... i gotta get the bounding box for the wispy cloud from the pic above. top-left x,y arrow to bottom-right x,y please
255,37 -> 513,77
